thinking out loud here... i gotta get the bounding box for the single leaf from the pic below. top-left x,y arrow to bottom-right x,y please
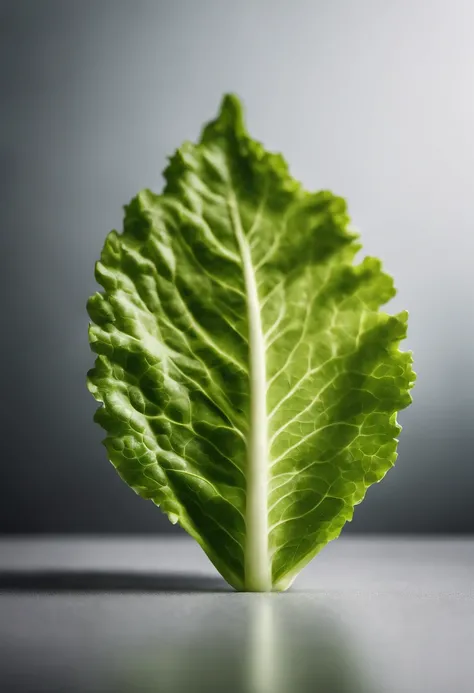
87,94 -> 415,592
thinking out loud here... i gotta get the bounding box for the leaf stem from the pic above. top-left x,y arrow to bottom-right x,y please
228,193 -> 271,592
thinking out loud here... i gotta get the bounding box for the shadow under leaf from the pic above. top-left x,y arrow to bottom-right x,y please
0,569 -> 230,593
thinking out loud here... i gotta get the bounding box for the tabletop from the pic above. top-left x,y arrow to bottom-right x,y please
0,536 -> 472,692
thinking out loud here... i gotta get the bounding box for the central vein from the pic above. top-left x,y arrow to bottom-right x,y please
228,193 -> 271,592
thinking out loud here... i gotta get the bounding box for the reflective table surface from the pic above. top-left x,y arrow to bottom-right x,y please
0,537 -> 472,692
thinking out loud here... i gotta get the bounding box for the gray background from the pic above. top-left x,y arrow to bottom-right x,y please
2,0 -> 473,534
2,537 -> 474,693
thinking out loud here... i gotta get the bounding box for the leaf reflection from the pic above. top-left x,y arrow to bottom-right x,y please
117,592 -> 373,693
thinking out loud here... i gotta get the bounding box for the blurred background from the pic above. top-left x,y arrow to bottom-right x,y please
2,0 -> 473,535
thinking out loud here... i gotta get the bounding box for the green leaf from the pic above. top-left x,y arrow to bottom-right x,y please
87,94 -> 415,592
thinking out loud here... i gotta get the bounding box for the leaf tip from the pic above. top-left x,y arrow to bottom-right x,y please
201,93 -> 246,142
220,92 -> 244,119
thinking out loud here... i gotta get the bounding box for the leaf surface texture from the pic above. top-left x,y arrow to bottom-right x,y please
88,95 -> 415,591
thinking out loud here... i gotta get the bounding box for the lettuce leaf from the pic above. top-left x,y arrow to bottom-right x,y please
87,95 -> 415,591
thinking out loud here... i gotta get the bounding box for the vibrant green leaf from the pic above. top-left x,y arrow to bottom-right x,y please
87,94 -> 415,591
